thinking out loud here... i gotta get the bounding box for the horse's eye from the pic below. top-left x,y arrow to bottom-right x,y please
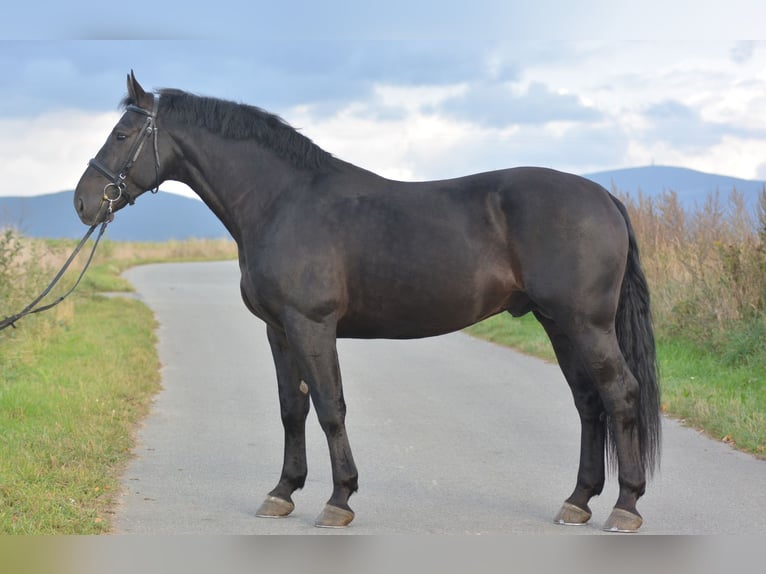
116,133 -> 128,141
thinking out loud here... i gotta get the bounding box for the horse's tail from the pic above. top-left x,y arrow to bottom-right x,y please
609,195 -> 662,476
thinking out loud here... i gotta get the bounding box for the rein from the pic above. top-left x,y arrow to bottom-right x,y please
1,95 -> 162,332
0,219 -> 109,331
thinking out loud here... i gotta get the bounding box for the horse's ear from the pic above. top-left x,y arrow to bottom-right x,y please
126,70 -> 151,107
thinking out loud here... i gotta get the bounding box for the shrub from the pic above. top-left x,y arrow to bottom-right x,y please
614,186 -> 766,352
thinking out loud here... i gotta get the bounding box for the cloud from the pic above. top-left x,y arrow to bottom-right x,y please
6,38 -> 766,200
641,100 -> 714,148
290,87 -> 626,182
730,41 -> 756,64
439,81 -> 602,127
0,110 -> 120,196
640,98 -> 766,152
0,1 -> 539,43
0,40 -> 500,119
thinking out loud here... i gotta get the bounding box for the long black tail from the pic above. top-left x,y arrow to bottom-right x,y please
609,195 -> 662,476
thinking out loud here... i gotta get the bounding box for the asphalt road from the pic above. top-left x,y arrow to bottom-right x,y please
113,261 -> 766,534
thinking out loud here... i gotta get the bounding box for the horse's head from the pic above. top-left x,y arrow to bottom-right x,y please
74,71 -> 162,225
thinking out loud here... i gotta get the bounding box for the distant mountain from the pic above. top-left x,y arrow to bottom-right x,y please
2,165 -> 764,240
583,165 -> 764,214
0,190 -> 229,241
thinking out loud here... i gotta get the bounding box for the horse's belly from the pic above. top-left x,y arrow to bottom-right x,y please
336,316 -> 470,340
337,280 -> 512,340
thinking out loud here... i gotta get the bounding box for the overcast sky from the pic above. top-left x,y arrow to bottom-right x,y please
2,2 -> 766,199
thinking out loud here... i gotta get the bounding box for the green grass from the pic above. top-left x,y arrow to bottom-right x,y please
0,297 -> 159,534
0,237 -> 237,534
658,335 -> 765,455
466,313 -> 556,362
465,313 -> 766,458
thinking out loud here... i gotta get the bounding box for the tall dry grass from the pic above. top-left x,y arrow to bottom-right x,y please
614,185 -> 766,357
0,229 -> 73,338
92,237 -> 238,265
1,231 -> 238,339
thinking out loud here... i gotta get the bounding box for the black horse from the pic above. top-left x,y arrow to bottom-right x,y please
74,73 -> 661,532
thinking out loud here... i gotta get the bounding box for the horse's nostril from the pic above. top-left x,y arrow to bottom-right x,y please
77,197 -> 85,214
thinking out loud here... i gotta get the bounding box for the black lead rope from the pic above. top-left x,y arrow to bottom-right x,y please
0,220 -> 109,332
1,96 -> 161,332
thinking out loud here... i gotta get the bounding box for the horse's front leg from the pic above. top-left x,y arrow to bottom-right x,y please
282,307 -> 358,528
256,325 -> 311,519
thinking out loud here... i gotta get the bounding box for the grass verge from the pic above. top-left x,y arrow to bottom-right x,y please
0,298 -> 159,534
465,313 -> 766,459
1,237 -> 237,534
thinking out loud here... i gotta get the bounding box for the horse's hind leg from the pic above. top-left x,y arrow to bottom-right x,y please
535,312 -> 606,526
568,323 -> 646,532
256,325 -> 311,519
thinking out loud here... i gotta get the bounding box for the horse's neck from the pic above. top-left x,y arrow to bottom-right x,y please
166,126 -> 295,243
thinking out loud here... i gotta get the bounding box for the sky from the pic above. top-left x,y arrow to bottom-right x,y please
2,1 -> 766,199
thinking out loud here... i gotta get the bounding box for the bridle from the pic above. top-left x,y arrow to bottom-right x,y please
87,94 -> 161,215
1,96 -> 162,331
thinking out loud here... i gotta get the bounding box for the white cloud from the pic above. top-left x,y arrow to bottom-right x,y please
4,39 -> 766,203
628,135 -> 766,183
0,110 -> 120,196
290,89 -> 626,181
507,41 -> 766,179
0,109 -> 197,199
371,83 -> 469,114
291,102 -> 474,181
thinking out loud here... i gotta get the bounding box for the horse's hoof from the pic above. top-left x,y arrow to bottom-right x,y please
603,507 -> 643,533
255,495 -> 295,518
314,504 -> 355,528
553,502 -> 592,525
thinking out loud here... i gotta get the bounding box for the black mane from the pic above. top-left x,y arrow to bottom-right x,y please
121,89 -> 335,171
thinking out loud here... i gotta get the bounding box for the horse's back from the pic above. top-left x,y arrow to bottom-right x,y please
330,166 -> 627,337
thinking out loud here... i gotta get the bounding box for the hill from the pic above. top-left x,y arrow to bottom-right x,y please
1,166 -> 764,240
584,165 -> 764,214
0,190 -> 229,241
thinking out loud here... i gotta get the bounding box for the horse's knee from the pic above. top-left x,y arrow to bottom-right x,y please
316,409 -> 346,436
280,394 -> 310,424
